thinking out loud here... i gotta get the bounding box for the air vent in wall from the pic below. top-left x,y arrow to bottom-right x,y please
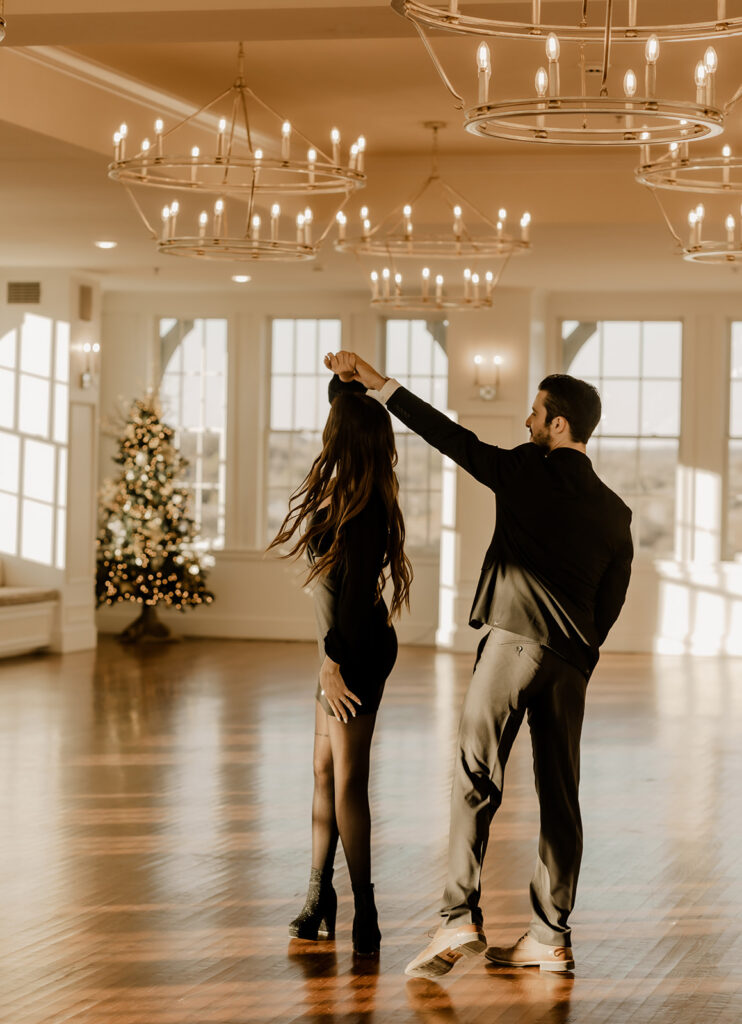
7,282 -> 41,304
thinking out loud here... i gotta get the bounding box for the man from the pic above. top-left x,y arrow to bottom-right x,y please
325,350 -> 633,979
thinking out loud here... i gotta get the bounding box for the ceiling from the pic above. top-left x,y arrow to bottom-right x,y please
2,0 -> 742,293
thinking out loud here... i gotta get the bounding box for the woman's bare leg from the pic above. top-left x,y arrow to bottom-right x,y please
311,700 -> 339,872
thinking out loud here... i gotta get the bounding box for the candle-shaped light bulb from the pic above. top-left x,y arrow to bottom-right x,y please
474,354 -> 483,384
335,210 -> 346,241
307,147 -> 317,184
403,204 -> 413,239
296,212 -> 305,244
331,127 -> 340,165
723,144 -> 732,185
696,203 -> 705,221
494,355 -> 503,366
723,144 -> 732,157
546,33 -> 560,62
472,272 -> 480,301
453,204 -> 463,238
477,41 -> 491,105
535,66 -> 548,97
281,121 -> 291,161
154,118 -> 164,157
726,214 -> 736,247
119,123 -> 128,139
141,138 -> 150,155
645,35 -> 660,64
303,207 -> 313,245
485,270 -> 494,298
704,46 -> 718,73
219,117 -> 227,132
645,35 -> 659,96
198,210 -> 208,239
357,136 -> 366,172
119,123 -> 128,160
370,270 -> 379,299
168,200 -> 179,237
361,205 -> 369,220
498,207 -> 507,223
350,143 -> 359,170
422,266 -> 430,299
403,204 -> 412,217
251,214 -> 261,241
216,117 -> 227,160
382,267 -> 391,298
546,33 -> 560,95
394,272 -> 402,297
190,145 -> 200,182
464,266 -> 472,300
695,60 -> 708,104
623,69 -> 637,98
688,209 -> 698,247
520,211 -> 531,241
435,274 -> 443,301
214,198 -> 225,237
113,131 -> 121,161
362,218 -> 371,240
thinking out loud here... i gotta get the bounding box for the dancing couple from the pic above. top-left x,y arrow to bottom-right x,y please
269,352 -> 633,976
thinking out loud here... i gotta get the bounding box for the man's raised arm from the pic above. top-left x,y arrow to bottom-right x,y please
325,351 -> 521,492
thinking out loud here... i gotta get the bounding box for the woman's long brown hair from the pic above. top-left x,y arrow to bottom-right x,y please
267,392 -> 413,621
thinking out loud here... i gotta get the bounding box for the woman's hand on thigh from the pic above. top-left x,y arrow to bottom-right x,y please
320,656 -> 362,723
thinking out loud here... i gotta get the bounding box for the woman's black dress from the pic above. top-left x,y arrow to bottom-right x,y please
308,492 -> 398,716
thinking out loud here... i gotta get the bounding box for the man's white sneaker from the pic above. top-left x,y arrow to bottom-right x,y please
485,933 -> 574,972
405,923 -> 487,979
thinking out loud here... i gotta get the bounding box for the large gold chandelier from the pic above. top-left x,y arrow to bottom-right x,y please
392,1 -> 730,146
108,45 -> 366,262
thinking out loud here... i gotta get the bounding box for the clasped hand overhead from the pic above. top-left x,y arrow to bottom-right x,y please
323,351 -> 387,392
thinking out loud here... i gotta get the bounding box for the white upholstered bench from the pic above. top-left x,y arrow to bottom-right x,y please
0,561 -> 59,658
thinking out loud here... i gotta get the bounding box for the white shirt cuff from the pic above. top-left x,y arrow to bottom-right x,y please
377,378 -> 402,404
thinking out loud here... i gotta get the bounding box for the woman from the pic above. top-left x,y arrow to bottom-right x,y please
268,370 -> 412,956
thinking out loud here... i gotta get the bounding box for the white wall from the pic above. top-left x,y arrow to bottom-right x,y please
95,284 -> 742,657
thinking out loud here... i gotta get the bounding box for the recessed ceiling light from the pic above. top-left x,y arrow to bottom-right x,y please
94,240 -> 117,249
231,274 -> 251,283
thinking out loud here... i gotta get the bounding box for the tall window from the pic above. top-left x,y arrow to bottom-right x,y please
563,320 -> 682,556
0,314 -> 69,568
728,323 -> 742,559
384,319 -> 448,551
159,318 -> 227,550
266,318 -> 340,541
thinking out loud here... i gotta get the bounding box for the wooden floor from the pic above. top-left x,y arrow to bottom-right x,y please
1,637 -> 741,1023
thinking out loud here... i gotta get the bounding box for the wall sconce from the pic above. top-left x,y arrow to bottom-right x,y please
474,354 -> 502,400
81,341 -> 101,389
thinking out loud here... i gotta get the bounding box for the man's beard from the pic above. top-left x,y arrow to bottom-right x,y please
529,426 -> 551,450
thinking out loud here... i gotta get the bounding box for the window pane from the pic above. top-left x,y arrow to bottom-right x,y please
53,383 -> 68,444
409,376 -> 432,403
642,322 -> 682,379
21,498 -> 53,565
296,320 -> 318,374
0,493 -> 18,555
181,323 -> 202,372
57,448 -> 67,508
319,319 -> 341,357
564,325 -> 600,377
20,314 -> 52,377
641,380 -> 681,436
0,329 -> 17,369
0,368 -> 14,429
433,339 -> 447,377
602,322 -> 640,377
202,431 -> 221,486
23,439 -> 55,503
315,376 -> 330,428
271,376 -> 293,431
291,433 -> 322,484
205,375 -> 225,431
160,317 -> 178,339
204,319 -> 227,375
731,381 -> 742,438
267,432 -> 292,488
432,377 -> 447,411
181,376 -> 201,429
160,373 -> 180,422
386,321 -> 409,377
55,322 -> 70,383
601,380 -> 639,435
639,439 -> 678,496
728,440 -> 742,556
295,384 -> 318,431
272,320 -> 294,374
637,496 -> 674,555
410,321 -> 433,374
200,487 -> 219,542
0,431 -> 20,493
596,438 -> 638,497
18,375 -> 50,438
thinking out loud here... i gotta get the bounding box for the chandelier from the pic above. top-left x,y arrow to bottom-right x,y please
392,1 -> 728,146
637,141 -> 742,194
335,123 -> 531,259
109,45 -> 365,262
368,261 -> 510,311
392,1 -> 742,42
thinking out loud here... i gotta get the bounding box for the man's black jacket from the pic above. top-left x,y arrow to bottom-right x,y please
385,385 -> 634,677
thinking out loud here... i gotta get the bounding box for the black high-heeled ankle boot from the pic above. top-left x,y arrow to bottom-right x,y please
352,882 -> 381,956
289,867 -> 337,940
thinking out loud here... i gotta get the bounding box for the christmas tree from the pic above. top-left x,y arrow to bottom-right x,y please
96,394 -> 214,641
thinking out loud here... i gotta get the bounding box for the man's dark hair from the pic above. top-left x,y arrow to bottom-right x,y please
538,374 -> 601,444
